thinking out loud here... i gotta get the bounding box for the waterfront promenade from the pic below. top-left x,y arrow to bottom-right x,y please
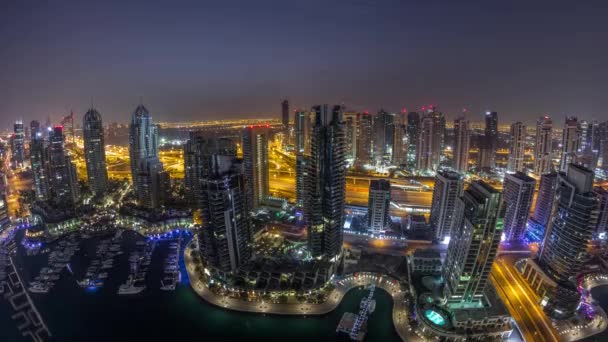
184,243 -> 422,342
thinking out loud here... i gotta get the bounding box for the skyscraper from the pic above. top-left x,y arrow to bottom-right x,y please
452,116 -> 470,173
281,99 -> 289,135
417,110 -> 445,172
442,180 -> 503,306
502,172 -> 535,241
11,120 -> 25,169
356,112 -> 372,165
294,110 -> 311,155
83,108 -> 109,195
46,126 -> 79,207
531,173 -> 558,229
0,194 -> 10,233
30,120 -> 49,201
534,116 -> 553,176
129,104 -> 167,208
598,121 -> 608,172
372,110 -> 395,164
343,111 -> 358,163
392,123 -> 407,166
406,112 -> 420,169
429,170 -> 464,241
184,133 -> 236,207
595,187 -> 608,236
198,153 -> 252,273
305,105 -> 346,259
523,164 -> 598,318
507,122 -> 526,173
367,179 -> 391,232
559,116 -> 580,172
242,126 -> 269,209
480,111 -> 498,169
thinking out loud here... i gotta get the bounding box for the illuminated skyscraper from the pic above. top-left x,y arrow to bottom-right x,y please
559,116 -> 580,172
343,111 -> 358,163
129,104 -> 167,208
372,109 -> 395,164
30,120 -> 49,201
306,105 -> 346,259
430,170 -> 464,241
442,180 -> 502,305
595,187 -> 608,236
11,120 -> 25,169
281,99 -> 289,135
534,116 -> 553,176
356,112 -> 372,165
480,111 -> 498,169
406,112 -> 420,169
294,110 -> 310,155
242,126 -> 269,209
417,109 -> 445,172
507,122 -> 526,173
367,179 -> 391,232
83,108 -> 108,194
46,126 -> 79,207
199,153 -> 252,272
523,164 -> 598,318
452,116 -> 470,173
502,172 -> 535,241
0,194 -> 10,233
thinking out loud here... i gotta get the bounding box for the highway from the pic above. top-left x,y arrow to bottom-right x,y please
490,257 -> 560,342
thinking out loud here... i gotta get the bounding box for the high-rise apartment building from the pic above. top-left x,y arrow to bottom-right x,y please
30,120 -> 49,201
242,126 -> 269,209
372,110 -> 395,164
83,108 -> 108,194
507,122 -> 526,173
417,110 -> 445,172
480,111 -> 498,169
305,105 -> 346,259
442,181 -> 502,306
429,170 -> 464,241
367,179 -> 391,232
534,116 -> 553,176
406,112 -> 420,169
531,173 -> 558,229
343,111 -> 358,163
356,113 -> 372,165
281,99 -> 289,136
559,116 -> 580,172
452,117 -> 470,173
46,126 -> 79,207
502,172 -> 535,241
199,153 -> 252,273
11,120 -> 25,169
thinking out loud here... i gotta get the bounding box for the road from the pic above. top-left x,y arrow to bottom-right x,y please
490,256 -> 560,342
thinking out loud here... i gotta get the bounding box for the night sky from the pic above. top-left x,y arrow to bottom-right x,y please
2,0 -> 607,129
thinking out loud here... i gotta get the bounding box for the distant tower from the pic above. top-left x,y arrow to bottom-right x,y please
559,116 -> 580,172
595,187 -> 608,237
372,110 -> 395,164
480,111 -> 498,169
11,120 -> 25,169
306,105 -> 346,259
442,181 -> 503,305
199,153 -> 252,272
343,111 -> 358,163
30,120 -> 49,201
416,109 -> 445,172
356,112 -> 373,165
294,110 -> 311,155
83,108 -> 109,194
452,116 -> 470,173
507,122 -> 526,173
0,194 -> 10,232
429,170 -> 464,241
129,104 -> 167,208
406,112 -> 420,169
392,121 -> 407,166
502,172 -> 535,241
281,100 -> 289,135
367,180 -> 391,232
534,116 -> 553,176
242,125 -> 269,209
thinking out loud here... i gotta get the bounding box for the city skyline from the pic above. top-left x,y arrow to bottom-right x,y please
3,1 -> 608,129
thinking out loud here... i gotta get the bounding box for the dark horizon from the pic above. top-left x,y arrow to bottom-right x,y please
2,0 -> 608,129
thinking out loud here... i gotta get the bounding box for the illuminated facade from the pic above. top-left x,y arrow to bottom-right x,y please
531,172 -> 558,230
367,179 -> 391,232
305,105 -> 346,259
83,108 -> 109,194
443,181 -> 502,306
11,120 -> 25,169
507,122 -> 526,173
559,116 -> 580,172
356,113 -> 372,165
46,126 -> 79,207
502,172 -> 535,241
416,109 -> 445,172
372,109 -> 395,164
430,170 -> 464,241
534,115 -> 553,176
242,126 -> 269,209
452,116 -> 470,173
480,111 -> 498,169
30,120 -> 49,201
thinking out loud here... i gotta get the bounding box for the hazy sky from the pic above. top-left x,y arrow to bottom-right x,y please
2,0 -> 607,129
